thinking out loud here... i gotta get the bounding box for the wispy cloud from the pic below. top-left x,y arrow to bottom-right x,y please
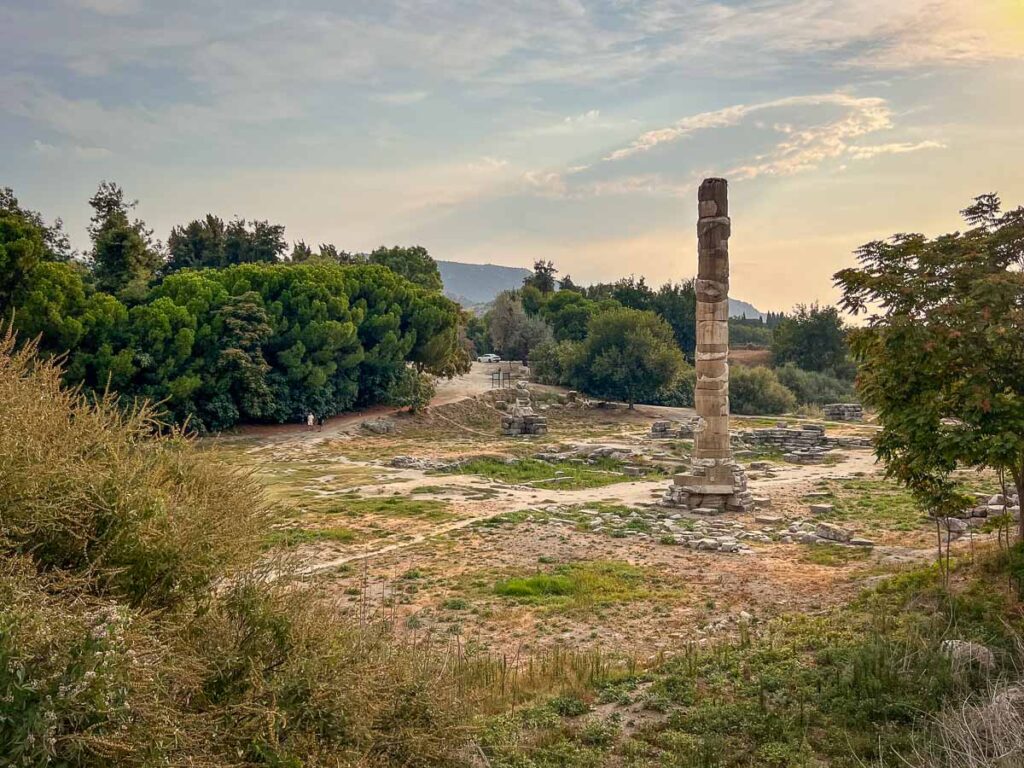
846,140 -> 945,161
370,90 -> 430,105
606,94 -> 890,162
32,139 -> 112,159
67,0 -> 141,16
529,91 -> 947,196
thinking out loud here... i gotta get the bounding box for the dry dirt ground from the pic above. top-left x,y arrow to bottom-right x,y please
205,363 -> 998,663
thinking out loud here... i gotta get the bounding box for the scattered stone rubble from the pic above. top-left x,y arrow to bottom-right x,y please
778,519 -> 874,548
649,418 -> 702,439
935,492 -> 1023,537
517,497 -> 884,553
822,403 -> 864,421
361,418 -> 395,434
941,639 -> 996,670
389,455 -> 449,471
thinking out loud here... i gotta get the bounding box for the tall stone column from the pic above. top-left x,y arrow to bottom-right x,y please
664,178 -> 752,514
694,178 -> 731,465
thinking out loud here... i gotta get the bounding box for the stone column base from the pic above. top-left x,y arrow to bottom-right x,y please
662,460 -> 753,514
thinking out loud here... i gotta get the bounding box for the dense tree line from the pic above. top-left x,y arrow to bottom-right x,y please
0,183 -> 468,431
472,260 -> 856,411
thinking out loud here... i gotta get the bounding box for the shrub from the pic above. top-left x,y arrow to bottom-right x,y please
529,339 -> 584,386
388,368 -> 437,413
0,334 -> 469,766
729,365 -> 797,415
729,323 -> 772,347
775,363 -> 856,405
654,367 -> 696,408
576,308 -> 686,407
0,332 -> 269,610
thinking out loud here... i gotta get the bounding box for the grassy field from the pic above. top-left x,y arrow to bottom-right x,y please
492,561 -> 678,612
475,548 -> 1024,767
443,456 -> 664,490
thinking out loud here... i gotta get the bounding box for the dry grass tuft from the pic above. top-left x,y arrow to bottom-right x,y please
0,330 -> 471,767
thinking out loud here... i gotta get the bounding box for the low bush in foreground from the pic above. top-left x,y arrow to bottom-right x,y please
0,333 -> 469,767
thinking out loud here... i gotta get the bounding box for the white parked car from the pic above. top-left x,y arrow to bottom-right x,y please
477,353 -> 501,363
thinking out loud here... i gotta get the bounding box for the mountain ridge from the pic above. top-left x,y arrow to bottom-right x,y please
437,260 -> 764,319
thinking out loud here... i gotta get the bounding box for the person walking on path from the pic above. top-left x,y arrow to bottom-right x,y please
316,414 -> 324,432
306,412 -> 315,431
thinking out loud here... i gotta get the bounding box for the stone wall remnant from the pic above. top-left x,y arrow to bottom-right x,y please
822,403 -> 864,421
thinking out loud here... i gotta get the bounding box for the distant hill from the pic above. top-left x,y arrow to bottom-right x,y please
437,260 -> 764,319
437,261 -> 532,305
728,298 -> 764,320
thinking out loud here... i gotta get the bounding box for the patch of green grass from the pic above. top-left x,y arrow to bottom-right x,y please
492,561 -> 675,611
322,496 -> 455,521
473,509 -> 550,529
481,549 -> 1024,768
812,478 -> 930,532
410,484 -> 447,494
264,526 -> 356,548
799,543 -> 872,567
444,457 -> 663,491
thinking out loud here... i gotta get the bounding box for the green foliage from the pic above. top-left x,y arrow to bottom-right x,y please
465,312 -> 491,355
523,260 -> 558,294
0,201 -> 47,306
539,290 -> 598,342
729,320 -> 772,347
164,214 -> 288,273
771,303 -> 853,378
1,185 -> 467,431
369,245 -> 443,292
529,339 -> 585,386
488,292 -> 553,361
87,181 -> 162,298
576,307 -> 686,406
493,561 -> 655,609
585,277 -> 697,358
775,363 -> 856,405
653,367 -> 697,408
835,194 -> 1024,530
0,333 -> 269,610
0,340 -> 468,766
729,366 -> 797,415
484,553 -> 1024,768
387,368 -> 437,413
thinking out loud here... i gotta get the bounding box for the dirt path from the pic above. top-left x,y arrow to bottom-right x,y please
230,362 -> 506,441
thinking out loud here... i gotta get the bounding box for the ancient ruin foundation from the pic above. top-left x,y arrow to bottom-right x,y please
664,178 -> 753,514
500,384 -> 548,436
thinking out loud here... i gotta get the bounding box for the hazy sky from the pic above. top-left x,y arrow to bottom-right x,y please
3,0 -> 1024,311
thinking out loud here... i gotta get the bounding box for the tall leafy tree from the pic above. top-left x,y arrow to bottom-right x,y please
487,291 -> 553,361
368,245 -> 442,291
835,194 -> 1024,536
771,303 -> 853,377
579,307 -> 685,408
88,182 -> 161,298
1,187 -> 74,263
164,215 -> 286,274
165,214 -> 228,272
523,259 -> 558,294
